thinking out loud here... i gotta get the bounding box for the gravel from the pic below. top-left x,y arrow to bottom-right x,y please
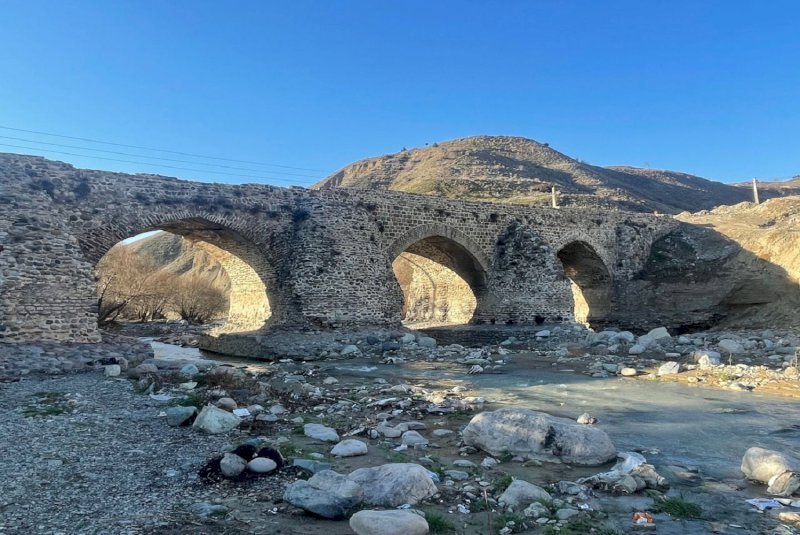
0,372 -> 278,534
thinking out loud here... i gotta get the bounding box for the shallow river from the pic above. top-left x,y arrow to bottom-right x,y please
148,339 -> 800,484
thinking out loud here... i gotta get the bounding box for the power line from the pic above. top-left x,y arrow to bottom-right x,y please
0,135 -> 325,179
0,125 -> 329,173
0,143 -> 317,185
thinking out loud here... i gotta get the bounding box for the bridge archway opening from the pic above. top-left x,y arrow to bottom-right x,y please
93,218 -> 273,335
391,235 -> 488,327
557,241 -> 611,328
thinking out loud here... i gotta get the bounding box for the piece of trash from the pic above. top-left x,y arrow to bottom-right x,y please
578,503 -> 593,511
746,498 -> 783,511
393,444 -> 408,452
456,504 -> 470,514
232,408 -> 251,417
396,503 -> 412,509
149,393 -> 172,402
632,512 -> 654,524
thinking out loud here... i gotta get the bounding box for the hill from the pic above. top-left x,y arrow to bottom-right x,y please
314,136 -> 795,213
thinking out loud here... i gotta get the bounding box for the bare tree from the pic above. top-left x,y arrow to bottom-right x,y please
173,274 -> 228,324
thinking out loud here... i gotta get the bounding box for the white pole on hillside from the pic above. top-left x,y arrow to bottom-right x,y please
551,185 -> 558,208
752,178 -> 760,204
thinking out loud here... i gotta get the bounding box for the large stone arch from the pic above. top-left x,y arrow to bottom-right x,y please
82,212 -> 292,332
386,223 -> 491,324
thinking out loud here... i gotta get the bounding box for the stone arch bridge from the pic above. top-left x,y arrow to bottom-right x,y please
0,154 -> 677,351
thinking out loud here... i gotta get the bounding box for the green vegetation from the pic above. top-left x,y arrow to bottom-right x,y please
424,511 -> 455,533
493,473 -> 514,493
493,513 -> 528,533
23,391 -> 69,418
544,518 -> 621,535
651,495 -> 703,519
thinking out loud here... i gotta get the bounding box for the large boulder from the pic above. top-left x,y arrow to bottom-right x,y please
349,510 -> 429,535
192,405 -> 241,434
742,447 -> 800,495
348,463 -> 437,506
283,470 -> 364,519
462,408 -> 617,466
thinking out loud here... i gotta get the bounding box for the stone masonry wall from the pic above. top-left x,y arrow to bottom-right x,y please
0,153 -> 677,343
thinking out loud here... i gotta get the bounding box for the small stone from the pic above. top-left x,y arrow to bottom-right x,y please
304,423 -> 340,442
247,457 -> 278,474
657,361 -> 681,376
220,453 -> 246,478
628,344 -> 646,355
418,336 -> 437,349
432,429 -> 455,438
445,469 -> 469,481
349,510 -> 429,535
576,413 -> 597,425
341,345 -> 360,356
180,364 -> 199,376
165,406 -> 197,427
215,397 -> 237,411
619,367 -> 637,377
401,430 -> 429,447
104,364 -> 121,377
499,480 -> 552,507
331,439 -> 368,457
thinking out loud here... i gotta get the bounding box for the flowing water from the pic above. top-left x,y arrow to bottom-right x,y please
148,338 -> 800,481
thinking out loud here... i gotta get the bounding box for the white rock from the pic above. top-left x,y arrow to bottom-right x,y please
647,327 -> 671,340
620,367 -> 637,377
192,405 -> 241,434
331,439 -> 368,457
524,502 -> 549,518
215,397 -> 237,411
499,479 -> 552,507
657,361 -> 681,376
402,431 -> 429,447
432,429 -> 455,438
535,330 -> 551,338
220,453 -> 246,477
341,345 -> 360,356
742,447 -> 800,486
247,457 -> 278,473
692,350 -> 721,368
462,408 -> 616,466
349,510 -> 429,535
104,365 -> 121,377
304,423 -> 340,442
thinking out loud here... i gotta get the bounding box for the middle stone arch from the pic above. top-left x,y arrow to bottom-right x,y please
387,224 -> 490,326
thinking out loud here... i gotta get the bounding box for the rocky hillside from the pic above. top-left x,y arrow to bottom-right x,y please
124,232 -> 230,292
314,136 -> 797,213
614,196 -> 800,330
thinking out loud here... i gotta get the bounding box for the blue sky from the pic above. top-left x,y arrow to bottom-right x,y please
1,1 -> 798,186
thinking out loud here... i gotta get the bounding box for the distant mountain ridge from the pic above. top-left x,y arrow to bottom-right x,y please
314,136 -> 800,213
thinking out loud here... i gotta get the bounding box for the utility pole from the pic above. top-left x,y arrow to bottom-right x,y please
752,178 -> 760,204
551,185 -> 558,208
